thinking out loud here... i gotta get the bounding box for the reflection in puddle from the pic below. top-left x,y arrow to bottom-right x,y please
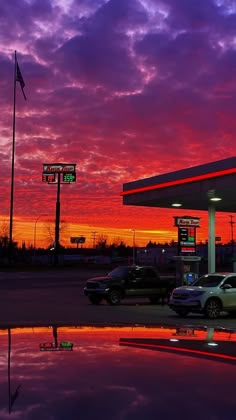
0,324 -> 236,419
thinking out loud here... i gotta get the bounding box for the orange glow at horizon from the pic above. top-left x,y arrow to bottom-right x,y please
0,212 -> 233,248
1,326 -> 235,343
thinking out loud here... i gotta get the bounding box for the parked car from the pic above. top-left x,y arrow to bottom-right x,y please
169,272 -> 236,319
84,265 -> 176,305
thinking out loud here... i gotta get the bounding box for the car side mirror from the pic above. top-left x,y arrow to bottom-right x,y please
221,283 -> 232,290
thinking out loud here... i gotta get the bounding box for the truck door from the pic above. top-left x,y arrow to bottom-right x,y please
139,267 -> 160,291
126,267 -> 144,296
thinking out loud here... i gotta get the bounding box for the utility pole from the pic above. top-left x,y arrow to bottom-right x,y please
54,174 -> 61,266
229,215 -> 235,257
132,229 -> 136,264
91,231 -> 97,248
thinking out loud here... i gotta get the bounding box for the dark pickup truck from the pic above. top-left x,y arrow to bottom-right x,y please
84,265 -> 176,305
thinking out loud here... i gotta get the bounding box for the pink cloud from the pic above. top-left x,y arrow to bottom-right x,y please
0,0 -> 235,246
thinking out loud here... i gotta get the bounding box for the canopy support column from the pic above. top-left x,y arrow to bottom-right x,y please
208,204 -> 215,273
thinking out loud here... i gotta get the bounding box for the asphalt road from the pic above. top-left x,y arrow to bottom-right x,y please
1,269 -> 236,329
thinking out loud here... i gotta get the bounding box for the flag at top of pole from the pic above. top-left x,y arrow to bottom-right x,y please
15,53 -> 27,100
8,51 -> 27,264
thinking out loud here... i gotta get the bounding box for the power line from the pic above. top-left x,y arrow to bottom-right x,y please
229,215 -> 235,240
229,215 -> 235,257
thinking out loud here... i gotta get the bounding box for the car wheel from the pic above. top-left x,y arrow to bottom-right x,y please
89,295 -> 103,305
204,299 -> 221,319
107,289 -> 122,305
175,309 -> 189,317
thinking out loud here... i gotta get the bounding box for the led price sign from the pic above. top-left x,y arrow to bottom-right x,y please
181,247 -> 196,253
39,342 -> 54,350
179,228 -> 195,244
178,227 -> 196,255
62,172 -> 76,183
179,228 -> 188,242
39,342 -> 73,351
42,173 -> 56,183
60,342 -> 73,350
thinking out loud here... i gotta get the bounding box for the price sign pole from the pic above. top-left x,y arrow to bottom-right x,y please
54,173 -> 61,266
42,163 -> 76,265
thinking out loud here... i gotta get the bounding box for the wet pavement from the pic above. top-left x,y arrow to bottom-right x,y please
0,325 -> 236,419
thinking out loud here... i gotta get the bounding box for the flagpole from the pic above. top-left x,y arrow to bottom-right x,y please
8,328 -> 21,413
9,51 -> 17,263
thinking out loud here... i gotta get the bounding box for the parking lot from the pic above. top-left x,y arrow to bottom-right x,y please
0,268 -> 236,329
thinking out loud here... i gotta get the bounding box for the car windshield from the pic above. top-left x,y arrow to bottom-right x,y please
107,266 -> 129,278
192,274 -> 225,287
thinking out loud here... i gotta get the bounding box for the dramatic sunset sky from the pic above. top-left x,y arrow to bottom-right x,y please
1,0 -> 236,248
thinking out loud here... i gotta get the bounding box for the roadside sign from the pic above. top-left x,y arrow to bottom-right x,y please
174,216 -> 200,227
43,163 -> 76,173
71,236 -> 86,244
39,342 -> 73,351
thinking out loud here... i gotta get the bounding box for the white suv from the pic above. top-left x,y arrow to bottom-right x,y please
169,273 -> 236,319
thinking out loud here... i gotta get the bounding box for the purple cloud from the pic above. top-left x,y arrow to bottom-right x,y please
0,0 -> 236,246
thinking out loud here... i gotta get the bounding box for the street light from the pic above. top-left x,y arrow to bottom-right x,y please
34,214 -> 48,252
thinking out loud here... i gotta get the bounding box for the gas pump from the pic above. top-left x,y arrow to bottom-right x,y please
174,255 -> 201,287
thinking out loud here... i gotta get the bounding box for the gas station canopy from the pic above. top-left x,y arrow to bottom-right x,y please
121,157 -> 236,212
121,157 -> 236,273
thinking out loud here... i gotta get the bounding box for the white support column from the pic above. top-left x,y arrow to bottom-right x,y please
208,204 -> 215,273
